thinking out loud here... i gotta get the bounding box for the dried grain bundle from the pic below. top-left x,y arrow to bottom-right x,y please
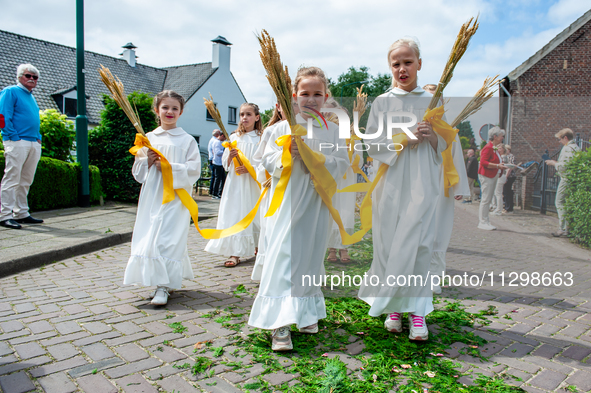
428,16 -> 480,110
351,85 -> 368,133
99,65 -> 145,135
203,93 -> 242,166
256,30 -> 295,126
451,75 -> 499,128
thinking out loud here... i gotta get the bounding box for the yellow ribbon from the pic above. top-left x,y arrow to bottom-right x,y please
129,134 -> 175,204
130,133 -> 265,240
422,106 -> 459,197
222,141 -> 261,188
266,124 -> 371,245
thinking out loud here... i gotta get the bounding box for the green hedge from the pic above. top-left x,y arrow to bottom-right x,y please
0,151 -> 102,211
564,148 -> 591,248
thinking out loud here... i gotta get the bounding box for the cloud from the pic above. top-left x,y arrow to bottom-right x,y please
548,0 -> 591,26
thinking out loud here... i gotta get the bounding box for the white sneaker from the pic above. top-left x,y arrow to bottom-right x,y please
151,287 -> 169,305
432,284 -> 442,295
478,223 -> 496,231
408,314 -> 429,341
384,312 -> 402,333
298,323 -> 318,334
491,211 -> 503,216
271,326 -> 293,351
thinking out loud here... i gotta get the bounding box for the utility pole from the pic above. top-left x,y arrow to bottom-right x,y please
76,0 -> 90,207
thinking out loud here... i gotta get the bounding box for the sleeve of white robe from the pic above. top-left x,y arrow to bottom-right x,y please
132,146 -> 150,184
222,135 -> 235,172
262,122 -> 287,178
450,135 -> 470,197
322,122 -> 350,179
254,126 -> 274,183
171,138 -> 201,190
364,98 -> 403,167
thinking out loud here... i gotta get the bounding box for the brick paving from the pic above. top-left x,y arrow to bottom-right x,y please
0,201 -> 589,392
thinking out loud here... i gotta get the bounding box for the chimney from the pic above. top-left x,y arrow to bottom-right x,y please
120,42 -> 137,67
211,36 -> 232,71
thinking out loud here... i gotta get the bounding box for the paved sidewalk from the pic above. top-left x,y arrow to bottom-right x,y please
0,202 -> 590,392
0,196 -> 220,278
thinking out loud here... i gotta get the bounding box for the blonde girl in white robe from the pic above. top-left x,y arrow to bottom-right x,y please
248,67 -> 349,351
205,103 -> 262,267
124,90 -> 201,306
251,104 -> 283,280
358,38 -> 447,341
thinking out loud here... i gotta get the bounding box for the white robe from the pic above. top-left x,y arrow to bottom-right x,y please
251,124 -> 279,280
327,150 -> 363,249
430,135 -> 470,275
123,127 -> 201,290
205,131 -> 261,257
248,116 -> 349,330
357,87 -> 447,317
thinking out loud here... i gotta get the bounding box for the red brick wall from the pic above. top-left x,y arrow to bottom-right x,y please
508,19 -> 591,165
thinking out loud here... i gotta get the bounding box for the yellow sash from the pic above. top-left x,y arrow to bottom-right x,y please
130,134 -> 265,239
222,140 -> 261,188
423,106 -> 459,197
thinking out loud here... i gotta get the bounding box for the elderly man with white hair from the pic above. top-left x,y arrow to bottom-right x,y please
477,127 -> 508,230
0,64 -> 44,229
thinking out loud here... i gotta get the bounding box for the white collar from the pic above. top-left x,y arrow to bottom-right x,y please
153,126 -> 184,136
17,83 -> 32,93
389,86 -> 426,96
296,113 -> 325,128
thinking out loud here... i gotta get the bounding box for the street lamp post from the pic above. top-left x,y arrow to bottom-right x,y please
340,80 -> 370,104
76,0 -> 90,207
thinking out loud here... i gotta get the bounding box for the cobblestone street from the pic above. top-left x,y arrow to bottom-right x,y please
0,202 -> 590,392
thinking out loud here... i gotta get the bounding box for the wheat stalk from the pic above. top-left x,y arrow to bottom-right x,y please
98,65 -> 145,135
451,75 -> 499,128
256,30 -> 295,127
203,93 -> 242,166
428,16 -> 480,110
351,85 -> 368,134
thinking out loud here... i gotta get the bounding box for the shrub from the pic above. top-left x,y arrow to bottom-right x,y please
0,151 -> 102,210
39,109 -> 76,161
89,92 -> 158,202
564,148 -> 591,248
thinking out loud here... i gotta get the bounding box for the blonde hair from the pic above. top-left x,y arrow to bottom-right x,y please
386,38 -> 421,88
293,66 -> 329,95
555,128 -> 574,141
504,144 -> 511,151
236,103 -> 262,137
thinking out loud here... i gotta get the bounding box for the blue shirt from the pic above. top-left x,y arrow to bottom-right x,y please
212,139 -> 224,166
0,84 -> 41,142
207,136 -> 217,160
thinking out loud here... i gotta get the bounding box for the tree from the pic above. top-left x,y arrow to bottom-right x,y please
457,121 -> 475,140
88,92 -> 158,202
39,109 -> 76,161
328,66 -> 392,99
260,107 -> 274,127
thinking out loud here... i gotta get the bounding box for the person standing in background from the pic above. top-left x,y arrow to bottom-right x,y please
210,132 -> 226,199
545,128 -> 580,237
463,149 -> 478,203
207,129 -> 221,197
0,64 -> 44,230
503,145 -> 516,213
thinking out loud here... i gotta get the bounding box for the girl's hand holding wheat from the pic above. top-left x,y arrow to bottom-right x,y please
235,165 -> 248,175
147,150 -> 161,171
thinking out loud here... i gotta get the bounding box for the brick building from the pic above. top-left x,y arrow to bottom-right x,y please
499,9 -> 591,210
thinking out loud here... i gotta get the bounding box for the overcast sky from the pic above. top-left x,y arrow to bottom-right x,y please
1,0 -> 590,137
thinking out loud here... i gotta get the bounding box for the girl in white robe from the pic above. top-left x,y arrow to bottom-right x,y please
205,103 -> 262,267
251,104 -> 283,281
124,91 -> 201,306
358,38 -> 447,341
430,134 -> 470,294
248,67 -> 349,351
326,148 -> 363,262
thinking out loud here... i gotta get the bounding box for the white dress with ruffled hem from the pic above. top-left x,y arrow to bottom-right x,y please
123,127 -> 201,290
248,117 -> 349,330
204,131 -> 261,257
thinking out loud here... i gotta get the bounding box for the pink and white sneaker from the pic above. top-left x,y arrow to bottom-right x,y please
408,314 -> 429,341
384,312 -> 402,333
